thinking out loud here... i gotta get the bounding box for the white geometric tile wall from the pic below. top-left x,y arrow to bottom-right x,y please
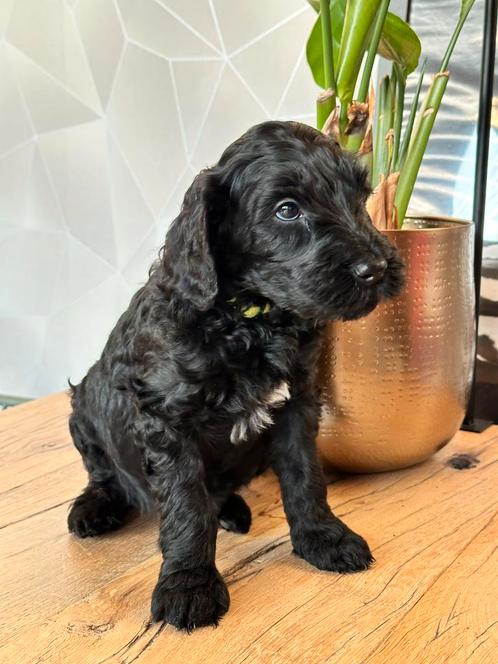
0,0 -> 317,397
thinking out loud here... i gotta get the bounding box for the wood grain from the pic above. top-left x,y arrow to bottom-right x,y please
0,392 -> 497,663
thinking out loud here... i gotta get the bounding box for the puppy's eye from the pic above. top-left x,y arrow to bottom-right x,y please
275,200 -> 302,221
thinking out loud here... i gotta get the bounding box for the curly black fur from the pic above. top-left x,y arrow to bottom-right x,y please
68,121 -> 404,631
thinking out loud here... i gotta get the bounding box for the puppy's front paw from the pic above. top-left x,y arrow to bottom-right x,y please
151,566 -> 230,631
292,521 -> 374,573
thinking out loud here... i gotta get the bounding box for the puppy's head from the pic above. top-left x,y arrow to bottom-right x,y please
164,121 -> 404,322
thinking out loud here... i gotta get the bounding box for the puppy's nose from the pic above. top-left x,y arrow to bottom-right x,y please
351,257 -> 387,285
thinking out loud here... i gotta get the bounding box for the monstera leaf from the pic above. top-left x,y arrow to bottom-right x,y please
378,12 -> 421,77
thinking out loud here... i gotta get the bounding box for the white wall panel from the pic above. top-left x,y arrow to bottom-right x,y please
0,0 -> 317,396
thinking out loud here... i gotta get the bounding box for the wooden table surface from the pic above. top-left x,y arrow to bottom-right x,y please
0,393 -> 497,663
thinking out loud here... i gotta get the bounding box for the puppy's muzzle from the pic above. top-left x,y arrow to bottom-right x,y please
350,257 -> 388,286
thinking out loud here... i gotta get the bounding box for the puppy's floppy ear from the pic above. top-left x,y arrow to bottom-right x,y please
164,169 -> 221,311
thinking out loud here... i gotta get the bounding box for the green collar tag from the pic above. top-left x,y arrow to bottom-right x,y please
228,298 -> 271,318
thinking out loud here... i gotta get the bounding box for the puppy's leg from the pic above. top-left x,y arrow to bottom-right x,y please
144,436 -> 229,630
68,480 -> 132,537
217,494 -> 252,534
68,415 -> 133,537
270,394 -> 373,573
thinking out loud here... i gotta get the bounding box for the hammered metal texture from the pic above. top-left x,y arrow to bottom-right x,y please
317,217 -> 475,473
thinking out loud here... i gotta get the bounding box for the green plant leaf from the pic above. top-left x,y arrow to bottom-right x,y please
306,0 -> 346,88
378,12 -> 421,76
307,0 -> 321,11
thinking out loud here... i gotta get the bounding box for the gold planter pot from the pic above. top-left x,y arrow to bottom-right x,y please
317,216 -> 475,473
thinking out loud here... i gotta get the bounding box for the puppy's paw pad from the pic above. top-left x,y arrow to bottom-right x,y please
68,487 -> 128,538
218,494 -> 252,534
293,524 -> 374,574
151,566 -> 229,631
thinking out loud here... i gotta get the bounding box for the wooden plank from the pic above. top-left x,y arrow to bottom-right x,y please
0,393 -> 73,494
0,393 -> 497,663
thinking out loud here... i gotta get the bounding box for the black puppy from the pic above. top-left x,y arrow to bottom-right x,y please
68,121 -> 404,631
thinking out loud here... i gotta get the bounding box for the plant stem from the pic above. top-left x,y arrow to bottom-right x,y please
344,131 -> 364,153
396,59 -> 426,171
357,0 -> 391,102
320,0 -> 336,92
383,76 -> 395,174
336,0 -> 381,122
372,75 -> 393,187
317,89 -> 336,130
339,100 -> 348,134
395,72 -> 449,224
391,62 -> 405,171
371,78 -> 385,187
441,0 -> 477,71
339,97 -> 371,154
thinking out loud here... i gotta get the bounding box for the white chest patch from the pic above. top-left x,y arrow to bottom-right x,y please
230,381 -> 290,445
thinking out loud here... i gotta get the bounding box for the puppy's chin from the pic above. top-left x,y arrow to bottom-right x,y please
334,279 -> 404,322
327,285 -> 389,323
337,301 -> 378,322
337,261 -> 405,322
280,295 -> 379,325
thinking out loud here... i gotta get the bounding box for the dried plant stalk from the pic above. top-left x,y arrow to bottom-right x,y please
367,172 -> 399,230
